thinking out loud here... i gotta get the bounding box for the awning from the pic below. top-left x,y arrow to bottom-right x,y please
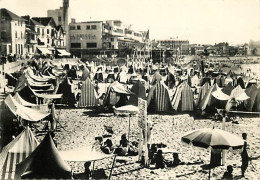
59,146 -> 113,162
4,95 -> 50,122
37,47 -> 52,55
57,49 -> 71,56
30,87 -> 62,99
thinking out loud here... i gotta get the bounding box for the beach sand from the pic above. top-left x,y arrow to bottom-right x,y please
35,108 -> 260,179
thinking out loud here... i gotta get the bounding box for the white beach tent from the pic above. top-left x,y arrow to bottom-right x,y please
0,127 -> 39,180
4,95 -> 50,122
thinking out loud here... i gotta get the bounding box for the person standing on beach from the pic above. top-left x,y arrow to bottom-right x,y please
241,133 -> 249,177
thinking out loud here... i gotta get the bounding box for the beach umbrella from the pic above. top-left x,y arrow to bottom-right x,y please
182,128 -> 244,150
182,128 -> 244,179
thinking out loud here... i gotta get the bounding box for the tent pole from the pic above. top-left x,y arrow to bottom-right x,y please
108,155 -> 117,180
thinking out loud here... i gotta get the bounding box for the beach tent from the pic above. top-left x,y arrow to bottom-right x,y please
78,78 -> 98,107
106,72 -> 115,83
117,71 -> 128,84
234,77 -> 245,89
245,79 -> 257,88
244,85 -> 259,112
226,85 -> 250,111
200,77 -> 211,86
94,69 -> 104,82
150,71 -> 162,85
0,127 -> 38,180
214,75 -> 225,87
198,84 -> 221,111
229,85 -> 249,101
196,82 -> 211,107
15,133 -> 72,179
171,82 -> 194,112
4,95 -> 50,122
56,78 -> 77,106
224,76 -> 233,86
103,81 -> 132,108
147,81 -> 172,112
222,82 -> 234,96
127,80 -> 146,106
165,72 -> 175,88
13,93 -> 48,112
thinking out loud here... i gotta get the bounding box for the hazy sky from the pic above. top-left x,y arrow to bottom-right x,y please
1,0 -> 260,45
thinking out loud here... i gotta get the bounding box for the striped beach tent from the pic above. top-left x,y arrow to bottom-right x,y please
103,81 -> 132,108
78,78 -> 98,107
196,82 -> 211,107
15,133 -> 71,179
147,81 -> 172,112
127,80 -> 146,106
171,82 -> 194,112
0,127 -> 38,180
198,83 -> 220,111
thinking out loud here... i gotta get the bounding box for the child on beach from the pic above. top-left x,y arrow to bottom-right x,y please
222,165 -> 233,180
155,149 -> 166,169
84,161 -> 92,179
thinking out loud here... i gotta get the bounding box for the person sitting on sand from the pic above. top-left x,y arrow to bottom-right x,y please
222,165 -> 233,180
119,134 -> 129,156
84,161 -> 92,179
149,144 -> 158,164
172,153 -> 185,167
155,149 -> 166,169
101,139 -> 114,154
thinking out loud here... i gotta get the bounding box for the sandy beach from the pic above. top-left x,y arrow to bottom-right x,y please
34,108 -> 260,179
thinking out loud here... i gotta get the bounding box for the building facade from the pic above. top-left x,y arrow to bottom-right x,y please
47,0 -> 71,51
69,19 -> 151,58
0,8 -> 26,57
157,39 -> 189,55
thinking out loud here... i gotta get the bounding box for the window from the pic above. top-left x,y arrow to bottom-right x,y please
70,25 -> 75,30
77,25 -> 81,30
37,28 -> 40,33
86,43 -> 97,48
47,29 -> 49,34
15,31 -> 17,38
21,32 -> 23,38
58,16 -> 62,21
91,25 -> 97,30
86,25 -> 90,30
111,38 -> 114,42
18,21 -> 19,26
71,43 -> 81,48
47,39 -> 49,43
21,45 -> 23,54
42,29 -> 44,36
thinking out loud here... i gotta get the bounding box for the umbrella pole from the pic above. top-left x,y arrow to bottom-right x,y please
92,160 -> 95,177
128,114 -> 131,141
109,155 -> 117,180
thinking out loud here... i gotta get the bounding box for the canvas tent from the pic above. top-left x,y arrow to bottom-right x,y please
198,84 -> 221,111
171,82 -> 194,112
244,85 -> 260,112
147,81 -> 172,112
0,127 -> 38,180
103,81 -> 132,108
127,80 -> 146,106
4,95 -> 50,122
15,133 -> 72,179
196,82 -> 211,107
78,78 -> 98,107
222,82 -> 234,96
